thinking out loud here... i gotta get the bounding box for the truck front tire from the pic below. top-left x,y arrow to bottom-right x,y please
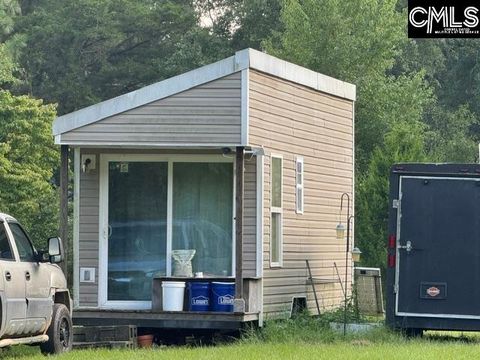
40,304 -> 72,354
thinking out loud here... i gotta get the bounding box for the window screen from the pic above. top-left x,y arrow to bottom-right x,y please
271,155 -> 283,266
296,157 -> 304,214
271,157 -> 282,208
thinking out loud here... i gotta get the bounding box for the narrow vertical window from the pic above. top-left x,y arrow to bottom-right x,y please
270,155 -> 283,267
296,156 -> 304,214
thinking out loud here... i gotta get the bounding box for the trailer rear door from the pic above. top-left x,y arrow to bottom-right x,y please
396,176 -> 480,319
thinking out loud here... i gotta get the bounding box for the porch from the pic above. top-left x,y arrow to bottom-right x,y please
67,148 -> 260,314
73,309 -> 259,330
73,276 -> 261,330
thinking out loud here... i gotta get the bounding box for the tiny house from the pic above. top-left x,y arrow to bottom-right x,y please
53,49 -> 356,330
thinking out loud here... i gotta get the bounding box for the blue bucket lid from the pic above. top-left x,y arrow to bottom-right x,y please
211,282 -> 234,285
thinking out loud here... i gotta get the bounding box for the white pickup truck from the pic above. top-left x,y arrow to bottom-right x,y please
0,213 -> 72,354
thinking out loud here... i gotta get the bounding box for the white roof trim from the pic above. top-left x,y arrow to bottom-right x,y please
53,48 -> 356,136
247,48 -> 356,101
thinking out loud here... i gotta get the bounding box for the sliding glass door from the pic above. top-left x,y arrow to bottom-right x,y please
107,162 -> 168,302
172,163 -> 233,276
100,155 -> 234,308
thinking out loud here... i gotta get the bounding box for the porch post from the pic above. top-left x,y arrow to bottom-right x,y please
234,146 -> 245,313
60,145 -> 69,279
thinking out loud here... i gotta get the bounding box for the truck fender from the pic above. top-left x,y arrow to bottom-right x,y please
49,265 -> 67,290
48,288 -> 72,314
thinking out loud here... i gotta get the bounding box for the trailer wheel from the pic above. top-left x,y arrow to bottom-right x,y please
405,328 -> 423,338
40,304 -> 72,354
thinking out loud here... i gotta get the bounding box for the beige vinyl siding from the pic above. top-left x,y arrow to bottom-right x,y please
248,70 -> 354,316
79,149 -> 101,307
77,148 -> 257,307
62,73 -> 241,146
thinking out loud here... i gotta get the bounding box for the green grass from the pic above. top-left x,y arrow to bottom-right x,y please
5,340 -> 480,360
4,315 -> 480,359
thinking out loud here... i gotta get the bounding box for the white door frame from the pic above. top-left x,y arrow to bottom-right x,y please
98,153 -> 235,310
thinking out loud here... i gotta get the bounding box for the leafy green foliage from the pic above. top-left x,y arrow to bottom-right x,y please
264,0 -> 433,171
0,43 -> 15,85
0,0 -> 478,285
16,0 -> 230,114
433,40 -> 480,117
0,0 -> 20,41
425,104 -> 479,163
0,89 -> 59,248
264,0 -> 437,268
195,0 -> 283,50
0,0 -> 59,251
355,72 -> 433,170
264,0 -> 404,82
356,122 -> 427,270
0,0 -> 20,86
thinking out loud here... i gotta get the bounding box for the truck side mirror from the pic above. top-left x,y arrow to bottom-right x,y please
48,237 -> 64,263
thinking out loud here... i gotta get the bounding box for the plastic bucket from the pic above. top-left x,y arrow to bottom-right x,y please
188,282 -> 211,311
211,282 -> 235,312
162,281 -> 185,311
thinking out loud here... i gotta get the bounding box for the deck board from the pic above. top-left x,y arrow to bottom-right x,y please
73,309 -> 259,330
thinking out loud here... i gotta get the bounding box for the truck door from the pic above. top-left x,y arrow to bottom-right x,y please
396,176 -> 480,319
7,222 -> 51,335
0,222 -> 27,336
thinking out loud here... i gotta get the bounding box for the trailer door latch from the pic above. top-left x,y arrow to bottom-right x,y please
398,240 -> 412,253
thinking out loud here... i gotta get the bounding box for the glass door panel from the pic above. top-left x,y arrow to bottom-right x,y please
172,162 -> 233,276
107,161 -> 167,301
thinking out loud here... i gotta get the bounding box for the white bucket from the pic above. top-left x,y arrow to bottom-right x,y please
162,281 -> 185,311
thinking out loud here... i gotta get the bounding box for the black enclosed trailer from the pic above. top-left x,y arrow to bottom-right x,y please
386,163 -> 480,333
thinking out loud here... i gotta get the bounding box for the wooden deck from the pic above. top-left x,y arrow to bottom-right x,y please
73,309 -> 259,330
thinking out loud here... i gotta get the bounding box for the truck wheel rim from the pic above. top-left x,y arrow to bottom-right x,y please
59,318 -> 70,348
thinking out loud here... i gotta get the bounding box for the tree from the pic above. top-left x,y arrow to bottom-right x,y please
0,89 -> 59,247
393,38 -> 480,158
0,16 -> 59,247
263,0 -> 433,171
423,104 -> 478,163
0,0 -> 20,85
195,0 -> 283,50
264,0 -> 436,274
356,121 -> 427,272
0,44 -> 15,85
0,0 -> 20,41
264,0 -> 404,84
16,0 -> 230,114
